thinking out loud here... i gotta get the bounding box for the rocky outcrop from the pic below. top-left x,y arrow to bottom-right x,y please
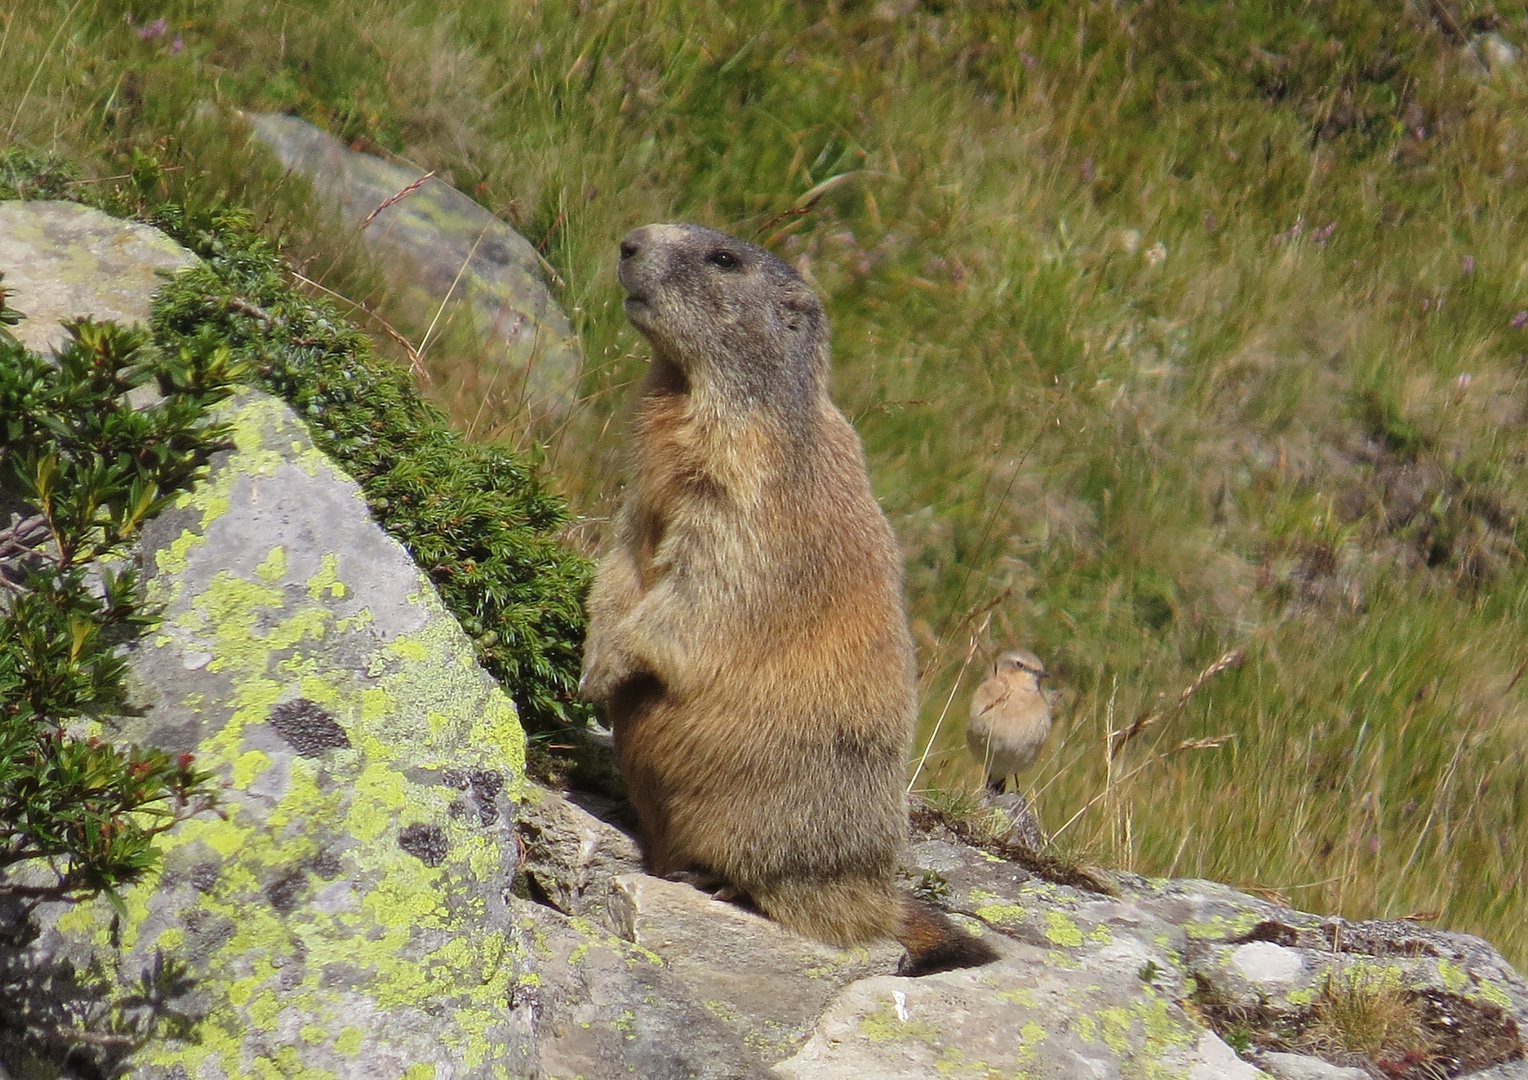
518,788 -> 1528,1080
3,202 -> 1526,1080
0,201 -> 197,353
241,111 -> 583,422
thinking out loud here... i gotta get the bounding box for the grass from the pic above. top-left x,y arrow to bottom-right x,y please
4,0 -> 1528,965
1299,969 -> 1431,1066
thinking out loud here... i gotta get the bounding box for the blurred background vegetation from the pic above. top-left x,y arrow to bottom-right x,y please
4,0 -> 1528,963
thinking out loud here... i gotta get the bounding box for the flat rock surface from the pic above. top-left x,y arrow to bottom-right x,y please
0,199 -> 198,351
242,111 -> 582,420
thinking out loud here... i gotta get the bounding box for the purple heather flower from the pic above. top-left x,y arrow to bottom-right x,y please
137,17 -> 167,39
1512,311 -> 1528,330
170,34 -> 184,54
1462,255 -> 1476,275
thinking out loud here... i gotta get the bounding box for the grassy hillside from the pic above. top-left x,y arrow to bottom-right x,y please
5,0 -> 1528,962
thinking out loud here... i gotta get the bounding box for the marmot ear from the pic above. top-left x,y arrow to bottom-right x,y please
779,286 -> 820,333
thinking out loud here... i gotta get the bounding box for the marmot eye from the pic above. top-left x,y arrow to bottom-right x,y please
707,250 -> 740,270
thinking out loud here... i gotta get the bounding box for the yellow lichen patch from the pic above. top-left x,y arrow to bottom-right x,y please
1095,1006 -> 1134,1054
1184,917 -> 1231,940
1438,959 -> 1468,993
1478,980 -> 1513,1009
858,1002 -> 941,1045
388,638 -> 430,663
998,987 -> 1038,1008
256,546 -> 287,582
157,526 -> 207,577
306,552 -> 347,600
975,901 -> 1028,924
1045,911 -> 1085,947
1133,992 -> 1194,1055
232,749 -> 273,789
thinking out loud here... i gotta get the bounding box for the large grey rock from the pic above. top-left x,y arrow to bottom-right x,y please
241,111 -> 582,421
0,388 -> 538,1079
0,200 -> 197,352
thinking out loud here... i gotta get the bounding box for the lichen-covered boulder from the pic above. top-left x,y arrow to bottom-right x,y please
0,200 -> 197,352
240,111 -> 583,422
2,388 -> 535,1079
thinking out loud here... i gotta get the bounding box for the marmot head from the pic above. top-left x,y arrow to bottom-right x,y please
618,223 -> 827,409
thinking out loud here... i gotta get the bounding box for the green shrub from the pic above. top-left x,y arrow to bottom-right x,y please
140,204 -> 594,732
0,299 -> 235,909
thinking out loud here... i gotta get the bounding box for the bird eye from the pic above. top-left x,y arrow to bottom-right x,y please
707,250 -> 740,270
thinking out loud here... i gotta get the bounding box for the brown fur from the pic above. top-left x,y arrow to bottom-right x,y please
581,223 -> 998,975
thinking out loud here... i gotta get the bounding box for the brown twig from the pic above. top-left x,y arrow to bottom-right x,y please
1503,657 -> 1528,698
1427,0 -> 1467,44
357,171 -> 436,232
226,296 -> 272,322
752,171 -> 894,241
1109,649 -> 1245,760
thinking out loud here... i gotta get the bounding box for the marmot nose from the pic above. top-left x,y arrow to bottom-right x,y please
620,238 -> 640,260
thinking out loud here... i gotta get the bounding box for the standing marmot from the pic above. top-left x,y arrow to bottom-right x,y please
580,223 -> 998,975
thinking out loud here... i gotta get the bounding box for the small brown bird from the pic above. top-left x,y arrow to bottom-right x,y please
967,648 -> 1053,794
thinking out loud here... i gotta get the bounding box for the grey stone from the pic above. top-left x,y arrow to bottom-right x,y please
517,902 -> 774,1080
517,786 -> 644,924
609,873 -> 902,1061
0,200 -> 197,352
1465,1063 -> 1528,1080
1257,1051 -> 1370,1080
241,111 -> 582,420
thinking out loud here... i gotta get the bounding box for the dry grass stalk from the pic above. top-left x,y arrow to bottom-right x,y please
1108,649 -> 1245,760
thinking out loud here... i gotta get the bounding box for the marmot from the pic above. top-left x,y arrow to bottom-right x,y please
581,223 -> 998,976
968,648 -> 1053,793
